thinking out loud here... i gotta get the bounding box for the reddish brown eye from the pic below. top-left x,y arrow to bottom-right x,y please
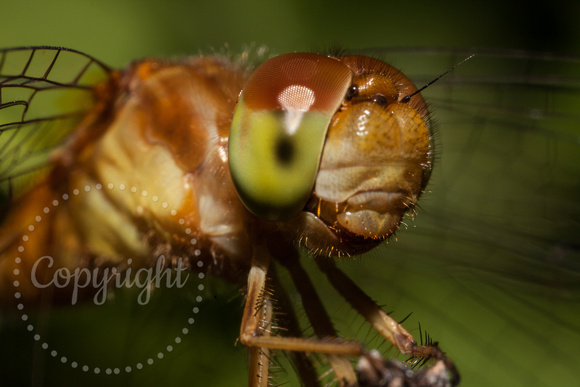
240,53 -> 353,112
229,53 -> 353,220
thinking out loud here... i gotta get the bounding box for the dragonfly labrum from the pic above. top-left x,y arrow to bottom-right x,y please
0,46 -> 578,387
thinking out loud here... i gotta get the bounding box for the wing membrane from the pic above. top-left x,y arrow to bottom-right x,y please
0,47 -> 111,201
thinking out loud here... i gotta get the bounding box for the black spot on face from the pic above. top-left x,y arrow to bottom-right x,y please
276,136 -> 294,165
372,94 -> 387,107
346,85 -> 358,101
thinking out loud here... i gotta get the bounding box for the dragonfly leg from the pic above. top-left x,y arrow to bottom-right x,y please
247,294 -> 272,387
267,264 -> 324,387
316,258 -> 460,386
357,351 -> 452,387
241,244 -> 458,386
240,244 -> 362,387
275,248 -> 358,386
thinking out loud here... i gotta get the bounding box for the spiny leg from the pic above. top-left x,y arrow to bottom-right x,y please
240,244 -> 363,387
275,248 -> 358,386
241,245 -> 458,386
316,258 -> 459,385
268,264 -> 321,387
247,295 -> 272,387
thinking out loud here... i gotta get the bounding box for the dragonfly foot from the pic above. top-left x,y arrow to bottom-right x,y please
356,350 -> 455,387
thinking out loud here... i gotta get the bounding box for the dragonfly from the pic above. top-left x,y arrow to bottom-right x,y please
0,46 -> 579,387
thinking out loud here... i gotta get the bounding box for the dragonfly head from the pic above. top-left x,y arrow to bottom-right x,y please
229,54 -> 433,256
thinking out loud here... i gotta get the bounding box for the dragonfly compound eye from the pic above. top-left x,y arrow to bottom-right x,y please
229,53 -> 353,221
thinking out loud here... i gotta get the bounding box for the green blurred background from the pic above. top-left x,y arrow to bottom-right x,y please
1,0 -> 580,63
1,1 -> 579,387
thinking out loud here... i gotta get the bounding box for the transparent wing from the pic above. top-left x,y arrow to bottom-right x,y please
0,46 -> 112,201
